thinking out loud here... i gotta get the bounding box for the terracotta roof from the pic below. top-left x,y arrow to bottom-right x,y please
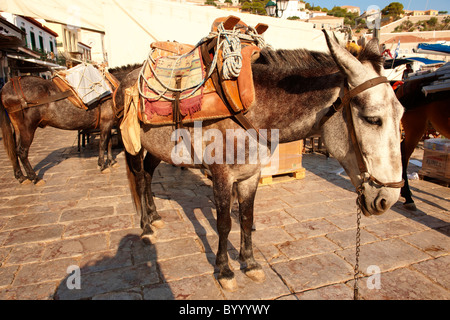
383,34 -> 450,44
308,16 -> 344,20
77,41 -> 91,49
22,16 -> 58,37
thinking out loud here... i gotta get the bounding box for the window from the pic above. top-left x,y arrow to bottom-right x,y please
39,35 -> 44,52
20,27 -> 27,46
30,31 -> 36,50
49,40 -> 54,53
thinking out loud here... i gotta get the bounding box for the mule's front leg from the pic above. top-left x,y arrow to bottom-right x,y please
237,172 -> 265,283
212,173 -> 237,291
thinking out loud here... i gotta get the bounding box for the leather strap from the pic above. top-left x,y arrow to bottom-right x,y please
200,40 -> 267,145
320,76 -> 404,189
320,76 -> 389,127
5,89 -> 74,113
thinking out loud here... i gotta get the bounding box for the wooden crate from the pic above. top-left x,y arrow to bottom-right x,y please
260,140 -> 305,185
419,148 -> 450,184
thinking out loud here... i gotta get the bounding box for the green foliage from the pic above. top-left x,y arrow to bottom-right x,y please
241,0 -> 267,15
204,0 -> 217,6
393,17 -> 450,32
381,2 -> 404,18
327,6 -> 358,27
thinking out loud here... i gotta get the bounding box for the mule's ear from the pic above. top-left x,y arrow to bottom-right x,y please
322,29 -> 365,87
358,38 -> 384,74
364,38 -> 381,55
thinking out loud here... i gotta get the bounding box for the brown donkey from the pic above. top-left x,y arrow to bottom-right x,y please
0,74 -> 119,185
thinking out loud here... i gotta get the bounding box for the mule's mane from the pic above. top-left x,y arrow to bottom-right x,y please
254,45 -> 383,77
108,63 -> 143,82
254,48 -> 337,75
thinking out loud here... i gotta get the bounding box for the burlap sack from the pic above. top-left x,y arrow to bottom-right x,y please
120,82 -> 141,155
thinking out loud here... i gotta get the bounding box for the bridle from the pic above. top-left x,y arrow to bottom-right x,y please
320,75 -> 405,193
320,75 -> 405,300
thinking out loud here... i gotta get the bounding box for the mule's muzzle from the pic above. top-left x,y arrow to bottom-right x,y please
357,177 -> 404,216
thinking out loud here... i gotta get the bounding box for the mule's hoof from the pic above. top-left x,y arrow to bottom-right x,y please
151,219 -> 165,229
218,277 -> 238,292
34,179 -> 46,186
141,225 -> 157,244
141,231 -> 157,244
403,202 -> 417,211
112,161 -> 120,168
245,268 -> 266,283
101,167 -> 111,174
20,179 -> 32,185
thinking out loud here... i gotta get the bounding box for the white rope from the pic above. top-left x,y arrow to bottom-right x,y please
221,27 -> 242,80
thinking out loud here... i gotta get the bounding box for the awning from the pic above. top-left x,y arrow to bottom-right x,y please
384,57 -> 445,70
405,57 -> 446,65
7,53 -> 65,72
417,42 -> 450,56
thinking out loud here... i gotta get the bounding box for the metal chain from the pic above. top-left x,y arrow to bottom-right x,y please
353,187 -> 363,300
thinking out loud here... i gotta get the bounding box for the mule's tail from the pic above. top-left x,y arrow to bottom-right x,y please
0,91 -> 18,168
124,151 -> 142,216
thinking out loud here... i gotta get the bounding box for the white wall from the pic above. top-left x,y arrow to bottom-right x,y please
103,0 -> 331,67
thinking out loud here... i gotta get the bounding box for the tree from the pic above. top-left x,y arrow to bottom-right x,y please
327,6 -> 358,27
240,0 -> 267,15
427,17 -> 438,27
381,2 -> 404,17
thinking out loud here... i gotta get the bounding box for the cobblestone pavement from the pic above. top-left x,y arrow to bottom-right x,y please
0,127 -> 448,300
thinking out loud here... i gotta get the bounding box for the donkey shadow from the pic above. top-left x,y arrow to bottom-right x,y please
54,234 -> 175,300
54,164 -> 239,300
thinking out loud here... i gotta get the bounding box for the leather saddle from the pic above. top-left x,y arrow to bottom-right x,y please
136,15 -> 268,127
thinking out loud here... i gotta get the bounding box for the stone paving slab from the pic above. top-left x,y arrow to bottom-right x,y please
0,127 -> 449,300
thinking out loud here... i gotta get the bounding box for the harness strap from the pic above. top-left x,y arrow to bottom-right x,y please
200,40 -> 267,145
344,98 -> 367,174
6,77 -> 74,113
319,76 -> 388,127
6,90 -> 74,114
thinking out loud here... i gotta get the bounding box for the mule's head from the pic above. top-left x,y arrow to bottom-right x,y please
321,31 -> 404,216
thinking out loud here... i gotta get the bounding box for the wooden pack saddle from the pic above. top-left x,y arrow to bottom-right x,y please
53,65 -> 119,110
136,16 -> 268,129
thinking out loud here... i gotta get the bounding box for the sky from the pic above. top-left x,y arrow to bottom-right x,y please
309,1 -> 450,13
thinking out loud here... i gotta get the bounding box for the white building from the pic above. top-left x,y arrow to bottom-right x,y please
341,5 -> 360,15
0,13 -> 58,58
283,0 -> 309,19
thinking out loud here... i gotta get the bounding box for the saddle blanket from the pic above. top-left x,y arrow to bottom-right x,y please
142,46 -> 205,121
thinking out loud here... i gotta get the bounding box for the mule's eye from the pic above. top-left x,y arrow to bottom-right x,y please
364,116 -> 382,126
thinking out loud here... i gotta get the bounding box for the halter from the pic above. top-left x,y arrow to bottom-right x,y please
320,75 -> 405,300
320,76 -> 405,192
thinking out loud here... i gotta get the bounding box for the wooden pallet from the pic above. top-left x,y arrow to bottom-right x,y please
259,167 -> 306,185
418,170 -> 450,187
